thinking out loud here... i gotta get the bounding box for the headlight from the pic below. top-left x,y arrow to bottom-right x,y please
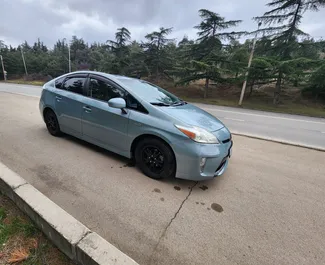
175,125 -> 220,144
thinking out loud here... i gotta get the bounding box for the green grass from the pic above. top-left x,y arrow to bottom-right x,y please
0,208 -> 38,246
181,97 -> 325,118
0,195 -> 73,265
4,80 -> 45,86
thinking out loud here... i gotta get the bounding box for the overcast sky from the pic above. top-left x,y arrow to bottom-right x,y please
1,0 -> 325,48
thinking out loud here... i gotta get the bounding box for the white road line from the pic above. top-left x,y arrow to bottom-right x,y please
223,117 -> 245,122
0,91 -> 40,98
203,107 -> 325,125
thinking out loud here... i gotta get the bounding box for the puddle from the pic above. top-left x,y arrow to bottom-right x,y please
153,188 -> 161,193
174,186 -> 181,191
199,185 -> 208,191
211,203 -> 223,213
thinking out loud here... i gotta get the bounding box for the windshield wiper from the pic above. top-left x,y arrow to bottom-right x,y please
150,102 -> 171,106
172,100 -> 187,106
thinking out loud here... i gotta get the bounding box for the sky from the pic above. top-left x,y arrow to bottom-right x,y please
1,0 -> 325,48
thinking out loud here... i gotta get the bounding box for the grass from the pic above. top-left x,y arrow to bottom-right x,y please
0,194 -> 73,265
181,96 -> 325,118
5,80 -> 45,86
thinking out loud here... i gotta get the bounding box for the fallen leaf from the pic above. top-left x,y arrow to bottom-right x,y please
8,248 -> 29,263
28,238 -> 38,250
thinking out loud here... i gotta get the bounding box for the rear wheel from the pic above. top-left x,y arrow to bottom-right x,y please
44,109 -> 61,136
135,138 -> 176,180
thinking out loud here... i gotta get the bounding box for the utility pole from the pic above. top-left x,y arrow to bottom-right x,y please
63,38 -> 71,72
68,44 -> 71,72
21,48 -> 28,76
0,55 -> 7,81
238,22 -> 261,106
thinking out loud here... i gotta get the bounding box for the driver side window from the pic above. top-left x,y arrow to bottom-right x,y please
89,78 -> 125,102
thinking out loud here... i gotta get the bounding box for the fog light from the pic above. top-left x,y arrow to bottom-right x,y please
200,158 -> 207,172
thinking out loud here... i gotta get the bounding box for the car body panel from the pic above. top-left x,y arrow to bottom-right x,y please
54,88 -> 84,138
81,96 -> 131,155
39,71 -> 232,181
156,103 -> 225,132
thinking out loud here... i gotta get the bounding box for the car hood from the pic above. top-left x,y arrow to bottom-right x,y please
158,103 -> 225,132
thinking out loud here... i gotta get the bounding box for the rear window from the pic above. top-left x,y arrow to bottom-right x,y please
55,77 -> 65,89
62,77 -> 86,95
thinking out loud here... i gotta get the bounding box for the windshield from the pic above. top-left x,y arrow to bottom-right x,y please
117,78 -> 182,106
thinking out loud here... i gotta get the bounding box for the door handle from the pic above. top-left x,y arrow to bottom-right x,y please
83,106 -> 92,113
55,96 -> 62,101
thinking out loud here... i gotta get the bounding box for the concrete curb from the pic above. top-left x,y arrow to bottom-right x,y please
232,131 -> 325,152
0,161 -> 138,265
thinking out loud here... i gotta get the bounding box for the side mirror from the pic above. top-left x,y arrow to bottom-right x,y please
108,97 -> 126,109
108,98 -> 127,114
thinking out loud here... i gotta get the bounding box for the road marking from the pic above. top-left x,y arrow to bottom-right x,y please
322,132 -> 325,134
203,107 -> 325,125
0,91 -> 40,99
223,117 -> 245,122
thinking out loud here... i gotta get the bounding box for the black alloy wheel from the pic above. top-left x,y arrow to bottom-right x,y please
44,110 -> 61,136
135,138 -> 176,180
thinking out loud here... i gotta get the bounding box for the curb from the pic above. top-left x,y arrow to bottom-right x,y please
0,161 -> 139,265
232,131 -> 325,152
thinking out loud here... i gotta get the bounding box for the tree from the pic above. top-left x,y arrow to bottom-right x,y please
195,9 -> 243,43
225,41 -> 249,78
303,62 -> 325,100
254,0 -> 325,104
107,27 -> 131,74
70,36 -> 89,70
0,40 -> 6,50
247,57 -> 275,96
176,9 -> 244,98
142,27 -> 174,81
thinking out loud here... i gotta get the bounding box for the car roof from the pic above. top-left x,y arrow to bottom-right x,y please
65,70 -> 136,84
62,70 -> 149,101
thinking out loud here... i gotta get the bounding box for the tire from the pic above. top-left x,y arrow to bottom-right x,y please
135,138 -> 176,180
44,109 -> 62,136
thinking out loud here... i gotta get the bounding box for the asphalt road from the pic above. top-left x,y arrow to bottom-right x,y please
1,82 -> 325,149
0,92 -> 325,265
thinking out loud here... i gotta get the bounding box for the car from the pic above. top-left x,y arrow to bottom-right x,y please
39,71 -> 233,181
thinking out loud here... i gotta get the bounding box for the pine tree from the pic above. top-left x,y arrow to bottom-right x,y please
142,27 -> 174,81
176,9 -> 244,98
107,27 -> 131,74
253,0 -> 325,104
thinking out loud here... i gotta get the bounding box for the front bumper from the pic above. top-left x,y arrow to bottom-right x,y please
174,137 -> 233,181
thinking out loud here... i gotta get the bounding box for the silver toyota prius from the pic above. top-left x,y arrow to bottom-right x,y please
39,71 -> 233,181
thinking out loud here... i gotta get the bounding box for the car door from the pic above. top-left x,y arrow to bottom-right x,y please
54,74 -> 88,138
81,75 -> 130,155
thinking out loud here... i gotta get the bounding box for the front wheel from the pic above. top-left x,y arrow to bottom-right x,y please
135,138 -> 176,180
44,109 -> 62,136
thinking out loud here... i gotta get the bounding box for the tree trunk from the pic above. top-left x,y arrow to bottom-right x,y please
204,77 -> 209,99
273,71 -> 282,105
248,80 -> 255,98
156,64 -> 159,83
